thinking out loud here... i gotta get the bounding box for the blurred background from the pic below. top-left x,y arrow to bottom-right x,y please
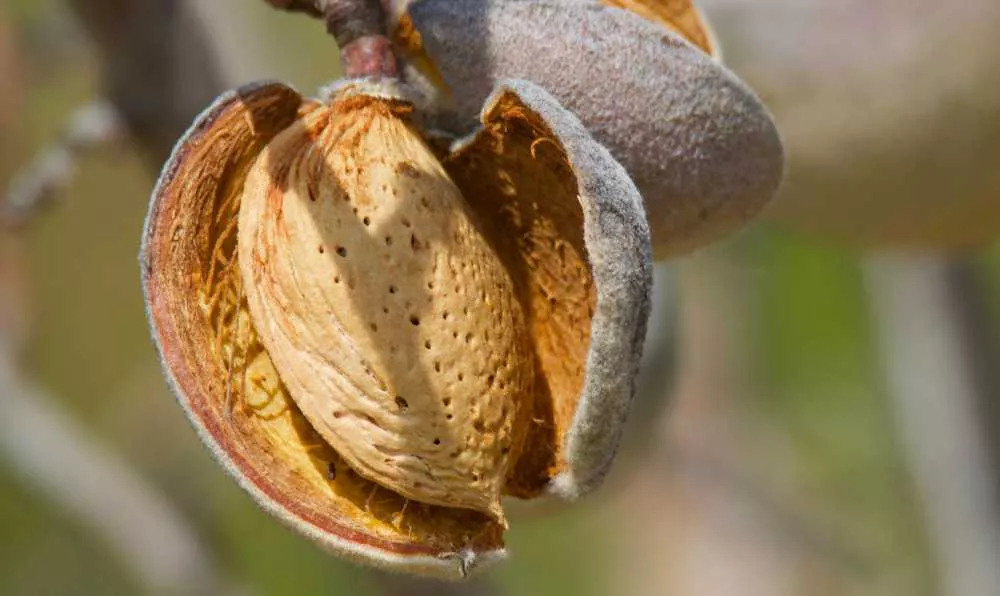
1,0 -> 999,594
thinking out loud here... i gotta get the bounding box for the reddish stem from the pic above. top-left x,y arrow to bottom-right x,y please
340,36 -> 398,78
260,0 -> 398,77
323,0 -> 398,78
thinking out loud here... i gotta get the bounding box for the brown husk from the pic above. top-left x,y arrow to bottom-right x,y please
141,80 -> 632,576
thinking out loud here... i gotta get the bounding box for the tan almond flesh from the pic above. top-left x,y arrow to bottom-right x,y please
444,93 -> 598,497
238,95 -> 535,521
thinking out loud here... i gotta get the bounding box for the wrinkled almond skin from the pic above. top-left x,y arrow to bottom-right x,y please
239,93 -> 534,521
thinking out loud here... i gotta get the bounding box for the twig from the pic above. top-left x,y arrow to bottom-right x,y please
865,253 -> 1000,596
1,100 -> 123,229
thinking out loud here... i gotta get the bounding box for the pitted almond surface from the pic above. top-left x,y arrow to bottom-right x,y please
237,95 -> 534,521
444,95 -> 597,496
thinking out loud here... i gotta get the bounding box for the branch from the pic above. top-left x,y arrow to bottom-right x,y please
4,0 -> 233,227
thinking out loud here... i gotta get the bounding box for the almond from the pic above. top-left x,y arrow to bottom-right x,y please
142,79 -> 651,579
238,91 -> 534,522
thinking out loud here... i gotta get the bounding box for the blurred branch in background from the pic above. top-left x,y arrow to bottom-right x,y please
0,2 -> 241,594
699,1 -> 1000,592
4,0 -> 230,226
945,260 -> 1000,473
0,234 -> 240,595
1,100 -> 123,229
0,345 -> 241,596
66,0 -> 226,163
2,1 -> 503,593
611,254 -> 863,596
866,255 -> 1000,596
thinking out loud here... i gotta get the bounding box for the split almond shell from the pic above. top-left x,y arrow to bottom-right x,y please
140,79 -> 651,578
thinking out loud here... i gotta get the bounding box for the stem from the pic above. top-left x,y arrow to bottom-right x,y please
324,0 -> 398,77
261,0 -> 399,78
